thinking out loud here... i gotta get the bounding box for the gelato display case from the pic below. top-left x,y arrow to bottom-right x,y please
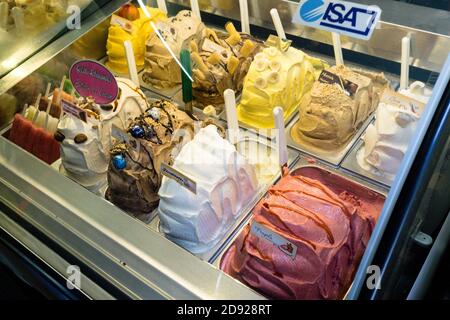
0,0 -> 449,299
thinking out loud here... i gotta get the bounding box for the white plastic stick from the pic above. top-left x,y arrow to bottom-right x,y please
123,40 -> 140,87
44,83 -> 51,99
11,7 -> 25,33
32,94 -> 42,123
273,107 -> 288,168
21,104 -> 29,116
44,99 -> 52,131
0,2 -> 8,29
224,89 -> 239,145
57,75 -> 66,106
190,0 -> 201,21
137,0 -> 194,82
332,32 -> 344,66
270,8 -> 286,40
400,36 -> 411,90
239,0 -> 250,34
156,0 -> 167,14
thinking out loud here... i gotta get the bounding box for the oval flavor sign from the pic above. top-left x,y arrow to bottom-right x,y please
69,60 -> 119,105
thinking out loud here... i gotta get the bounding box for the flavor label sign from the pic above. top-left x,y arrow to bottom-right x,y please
381,90 -> 425,114
293,0 -> 381,40
61,99 -> 87,122
161,163 -> 197,194
318,70 -> 358,96
69,60 -> 119,105
110,14 -> 134,33
250,222 -> 298,259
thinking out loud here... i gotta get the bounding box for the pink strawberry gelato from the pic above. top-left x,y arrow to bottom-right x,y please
220,167 -> 385,299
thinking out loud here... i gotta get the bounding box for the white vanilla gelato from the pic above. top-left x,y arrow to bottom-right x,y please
58,77 -> 148,194
357,91 -> 425,179
158,125 -> 258,254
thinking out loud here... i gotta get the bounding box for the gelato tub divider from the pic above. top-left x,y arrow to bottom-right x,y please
286,112 -> 375,166
341,138 -> 393,188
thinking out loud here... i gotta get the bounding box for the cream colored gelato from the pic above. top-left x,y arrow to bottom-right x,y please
142,10 -> 204,89
357,91 -> 425,179
292,65 -> 388,149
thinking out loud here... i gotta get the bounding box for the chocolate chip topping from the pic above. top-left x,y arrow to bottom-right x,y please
101,104 -> 114,111
54,131 -> 65,142
74,133 -> 88,144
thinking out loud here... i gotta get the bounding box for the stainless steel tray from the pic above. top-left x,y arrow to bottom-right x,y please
286,113 -> 375,166
341,138 -> 394,188
211,156 -> 387,299
147,131 -> 300,262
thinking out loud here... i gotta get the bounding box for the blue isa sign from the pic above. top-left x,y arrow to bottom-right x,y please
293,0 -> 382,40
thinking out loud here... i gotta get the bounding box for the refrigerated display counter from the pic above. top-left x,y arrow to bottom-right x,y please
0,0 -> 449,299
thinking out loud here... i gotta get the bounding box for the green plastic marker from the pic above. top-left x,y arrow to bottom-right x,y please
180,49 -> 195,119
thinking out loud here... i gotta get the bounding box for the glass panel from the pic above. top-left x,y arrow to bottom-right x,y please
0,0 -> 110,78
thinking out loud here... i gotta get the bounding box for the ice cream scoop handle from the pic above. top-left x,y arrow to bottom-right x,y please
273,107 -> 288,167
156,0 -> 167,13
400,36 -> 410,90
240,0 -> 250,34
190,0 -> 201,21
224,89 -> 239,145
270,8 -> 286,40
332,32 -> 344,66
124,41 -> 140,87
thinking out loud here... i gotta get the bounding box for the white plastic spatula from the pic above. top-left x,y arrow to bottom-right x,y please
124,40 -> 140,87
44,97 -> 52,131
332,32 -> 344,66
239,0 -> 250,34
155,0 -> 167,14
273,107 -> 288,171
31,94 -> 42,124
190,0 -> 202,21
0,2 -> 8,29
400,36 -> 411,91
270,8 -> 286,40
224,89 -> 239,145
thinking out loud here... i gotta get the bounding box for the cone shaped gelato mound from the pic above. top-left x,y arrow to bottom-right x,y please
106,4 -> 166,74
191,23 -> 263,109
57,78 -> 148,194
106,100 -> 195,221
158,125 -> 258,254
220,167 -> 385,299
292,65 -> 388,150
357,91 -> 425,179
142,10 -> 205,89
237,37 -> 327,128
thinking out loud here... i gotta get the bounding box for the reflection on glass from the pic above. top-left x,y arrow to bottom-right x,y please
0,0 -> 94,77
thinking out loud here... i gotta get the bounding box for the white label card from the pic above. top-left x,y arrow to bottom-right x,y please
250,221 -> 298,259
61,99 -> 87,122
110,14 -> 134,33
161,163 -> 197,194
